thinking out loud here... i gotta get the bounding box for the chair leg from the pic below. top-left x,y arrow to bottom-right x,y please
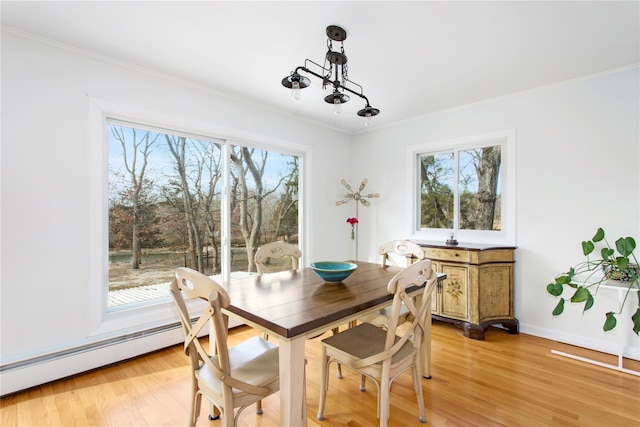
360,374 -> 367,391
379,366 -> 392,427
330,328 -> 343,379
262,332 -> 270,341
317,348 -> 331,421
190,390 -> 201,427
256,399 -> 263,414
412,366 -> 427,423
302,359 -> 308,422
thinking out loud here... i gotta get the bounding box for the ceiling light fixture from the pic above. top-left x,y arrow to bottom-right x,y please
281,25 -> 380,125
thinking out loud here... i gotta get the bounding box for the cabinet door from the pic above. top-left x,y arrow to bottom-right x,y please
439,263 -> 469,320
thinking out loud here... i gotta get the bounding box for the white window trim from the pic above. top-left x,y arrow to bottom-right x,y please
406,129 -> 516,246
88,97 -> 309,339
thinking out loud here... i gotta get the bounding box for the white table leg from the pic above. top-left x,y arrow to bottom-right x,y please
278,336 -> 307,427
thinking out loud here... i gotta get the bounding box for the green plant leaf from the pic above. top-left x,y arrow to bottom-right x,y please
601,247 -> 614,259
584,293 -> 594,311
604,312 -> 617,332
555,275 -> 571,285
593,228 -> 605,242
632,307 -> 640,336
582,240 -> 595,256
616,256 -> 629,270
616,237 -> 636,257
552,299 -> 564,316
570,286 -> 591,303
547,282 -> 564,296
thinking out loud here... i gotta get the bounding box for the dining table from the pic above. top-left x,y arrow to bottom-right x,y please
220,260 -> 445,426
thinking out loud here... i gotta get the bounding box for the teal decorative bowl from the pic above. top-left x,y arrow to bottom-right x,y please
310,261 -> 358,283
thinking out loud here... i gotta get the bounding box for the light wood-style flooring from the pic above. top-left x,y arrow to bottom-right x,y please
2,321 -> 639,426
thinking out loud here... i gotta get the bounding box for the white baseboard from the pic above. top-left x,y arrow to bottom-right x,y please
520,323 -> 640,361
1,316 -> 244,396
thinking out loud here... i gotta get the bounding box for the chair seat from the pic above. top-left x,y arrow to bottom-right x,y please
321,322 -> 415,366
197,336 -> 279,396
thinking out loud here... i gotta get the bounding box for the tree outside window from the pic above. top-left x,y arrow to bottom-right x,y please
108,121 -> 300,308
419,145 -> 501,233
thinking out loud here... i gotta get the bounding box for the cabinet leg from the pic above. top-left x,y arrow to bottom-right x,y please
462,318 -> 519,340
501,319 -> 519,334
463,323 -> 486,340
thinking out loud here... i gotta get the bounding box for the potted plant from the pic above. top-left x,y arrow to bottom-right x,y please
546,227 -> 640,335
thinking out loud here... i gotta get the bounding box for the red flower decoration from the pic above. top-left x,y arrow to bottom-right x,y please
346,217 -> 358,239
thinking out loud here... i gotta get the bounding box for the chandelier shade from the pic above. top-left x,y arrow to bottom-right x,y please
324,91 -> 350,105
281,25 -> 380,124
281,72 -> 311,89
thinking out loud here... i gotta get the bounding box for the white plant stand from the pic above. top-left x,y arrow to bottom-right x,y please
551,281 -> 640,376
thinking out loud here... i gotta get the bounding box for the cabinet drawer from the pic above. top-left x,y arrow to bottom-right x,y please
422,247 -> 471,263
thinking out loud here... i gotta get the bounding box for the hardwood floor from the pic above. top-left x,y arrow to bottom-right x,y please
2,321 -> 639,426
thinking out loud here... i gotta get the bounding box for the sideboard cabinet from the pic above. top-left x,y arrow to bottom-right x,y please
411,241 -> 518,340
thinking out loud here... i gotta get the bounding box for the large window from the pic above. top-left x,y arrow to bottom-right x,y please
107,119 -> 301,310
410,130 -> 515,244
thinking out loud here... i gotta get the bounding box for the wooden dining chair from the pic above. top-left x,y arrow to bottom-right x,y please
255,241 -> 302,344
355,240 -> 425,389
360,240 -> 425,327
255,241 -> 343,377
254,241 -> 301,275
317,259 -> 438,427
171,267 -> 280,427
379,239 -> 425,268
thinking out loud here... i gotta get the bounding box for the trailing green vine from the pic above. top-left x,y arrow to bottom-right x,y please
546,228 -> 640,335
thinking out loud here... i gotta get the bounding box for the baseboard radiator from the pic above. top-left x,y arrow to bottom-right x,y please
0,322 -> 186,396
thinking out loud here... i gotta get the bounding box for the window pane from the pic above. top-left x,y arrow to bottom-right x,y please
107,121 -> 302,309
459,146 -> 501,231
229,145 -> 300,274
108,123 -> 223,308
419,152 -> 454,229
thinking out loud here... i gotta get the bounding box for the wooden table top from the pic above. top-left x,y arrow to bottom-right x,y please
222,261 -> 409,339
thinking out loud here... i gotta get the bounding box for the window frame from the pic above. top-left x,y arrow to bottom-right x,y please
407,129 -> 516,246
89,98 -> 308,337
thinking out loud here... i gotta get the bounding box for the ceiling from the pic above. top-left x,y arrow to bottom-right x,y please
2,1 -> 638,134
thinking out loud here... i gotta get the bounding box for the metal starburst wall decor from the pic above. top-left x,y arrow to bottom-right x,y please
336,179 -> 380,260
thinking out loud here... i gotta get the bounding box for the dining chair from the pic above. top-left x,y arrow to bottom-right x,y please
355,240 -> 425,389
360,240 -> 425,327
255,241 -> 343,378
171,267 -> 280,427
254,241 -> 301,275
379,239 -> 425,268
255,241 -> 302,344
317,259 -> 438,427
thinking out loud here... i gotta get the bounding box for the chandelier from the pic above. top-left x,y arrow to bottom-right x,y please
281,25 -> 380,127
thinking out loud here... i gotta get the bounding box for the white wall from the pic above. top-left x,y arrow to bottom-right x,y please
2,30 -> 638,395
352,66 -> 640,357
0,31 -> 354,394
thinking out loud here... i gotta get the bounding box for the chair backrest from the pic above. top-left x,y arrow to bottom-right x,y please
255,241 -> 302,275
354,259 -> 437,368
378,240 -> 425,267
171,267 -> 232,381
172,267 -> 275,400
